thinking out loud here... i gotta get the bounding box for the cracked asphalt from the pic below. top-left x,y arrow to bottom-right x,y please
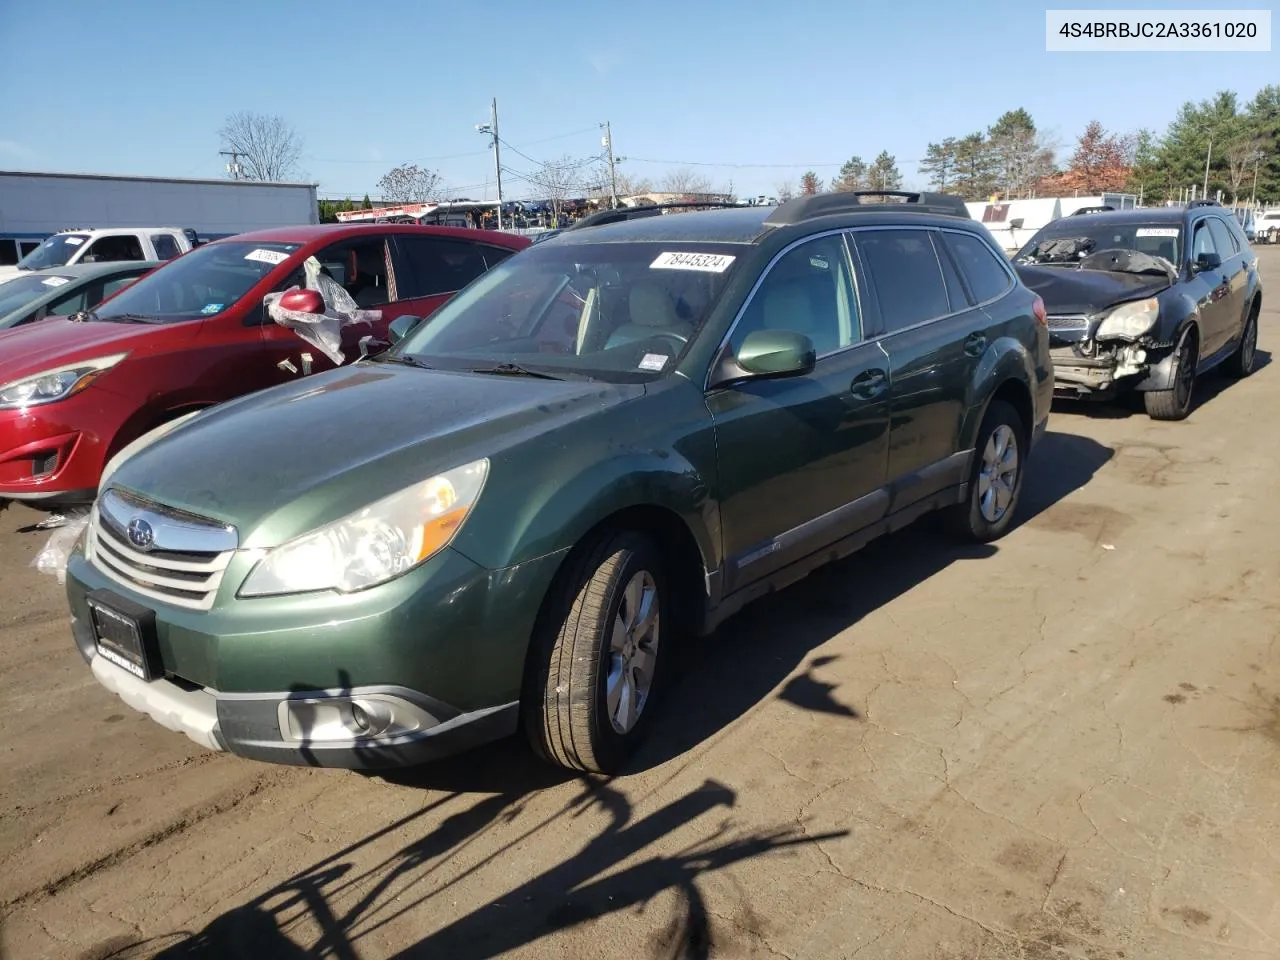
2,251 -> 1278,960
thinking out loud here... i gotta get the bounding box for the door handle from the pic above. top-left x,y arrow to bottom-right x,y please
850,368 -> 887,398
964,332 -> 988,356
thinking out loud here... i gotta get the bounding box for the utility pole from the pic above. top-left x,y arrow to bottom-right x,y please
1202,137 -> 1212,195
219,150 -> 242,180
1251,151 -> 1260,207
601,121 -> 619,209
476,99 -> 504,230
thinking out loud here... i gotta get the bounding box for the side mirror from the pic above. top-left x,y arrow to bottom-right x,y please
1193,251 -> 1222,272
388,314 -> 421,344
711,329 -> 816,388
278,288 -> 325,314
1009,218 -> 1025,230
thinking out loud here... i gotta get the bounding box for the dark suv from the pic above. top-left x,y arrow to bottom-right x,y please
1013,200 -> 1262,420
65,192 -> 1052,775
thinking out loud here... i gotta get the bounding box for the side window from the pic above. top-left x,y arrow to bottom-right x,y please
935,235 -> 970,311
1207,218 -> 1237,258
1191,220 -> 1217,262
82,234 -> 145,263
481,245 -> 516,270
47,287 -> 89,316
854,229 -> 951,333
98,275 -> 142,301
150,234 -> 182,260
315,237 -> 394,307
731,234 -> 859,357
944,231 -> 1014,304
395,236 -> 492,298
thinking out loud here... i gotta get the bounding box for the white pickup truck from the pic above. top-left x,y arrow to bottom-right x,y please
0,227 -> 196,285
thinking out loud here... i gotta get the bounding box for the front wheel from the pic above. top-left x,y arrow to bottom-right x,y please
523,530 -> 667,774
944,399 -> 1026,543
1144,329 -> 1197,420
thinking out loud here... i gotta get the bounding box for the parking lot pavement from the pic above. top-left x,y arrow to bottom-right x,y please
2,252 -> 1278,960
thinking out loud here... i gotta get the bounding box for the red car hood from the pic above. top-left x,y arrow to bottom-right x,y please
0,318 -> 182,385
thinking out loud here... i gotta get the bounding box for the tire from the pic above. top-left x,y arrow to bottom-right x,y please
522,529 -> 667,774
1221,301 -> 1259,380
944,398 -> 1026,543
1144,328 -> 1198,421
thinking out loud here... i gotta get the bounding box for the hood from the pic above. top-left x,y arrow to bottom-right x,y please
106,362 -> 644,547
0,318 -> 178,385
1016,264 -> 1172,316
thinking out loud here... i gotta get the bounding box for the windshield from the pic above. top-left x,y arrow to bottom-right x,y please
0,275 -> 71,317
95,241 -> 301,323
392,241 -> 743,382
1014,221 -> 1182,267
18,234 -> 90,271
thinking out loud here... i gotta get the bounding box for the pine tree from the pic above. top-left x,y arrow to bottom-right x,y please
830,156 -> 868,192
800,171 -> 823,195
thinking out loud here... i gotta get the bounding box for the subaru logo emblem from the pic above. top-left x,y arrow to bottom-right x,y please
126,518 -> 154,549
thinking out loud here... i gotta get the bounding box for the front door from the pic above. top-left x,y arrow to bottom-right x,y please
853,227 -> 988,512
709,232 -> 891,594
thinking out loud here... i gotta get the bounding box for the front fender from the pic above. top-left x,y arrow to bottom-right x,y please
454,448 -> 720,577
959,335 -> 1037,451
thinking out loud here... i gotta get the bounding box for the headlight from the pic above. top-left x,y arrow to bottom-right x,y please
1095,298 -> 1159,340
239,459 -> 489,597
0,353 -> 127,409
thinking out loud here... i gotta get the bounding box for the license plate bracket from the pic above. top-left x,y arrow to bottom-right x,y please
86,588 -> 161,681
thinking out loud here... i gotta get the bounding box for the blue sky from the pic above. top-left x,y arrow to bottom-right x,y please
0,0 -> 1275,200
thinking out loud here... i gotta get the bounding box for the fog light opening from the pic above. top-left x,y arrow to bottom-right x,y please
279,693 -> 437,744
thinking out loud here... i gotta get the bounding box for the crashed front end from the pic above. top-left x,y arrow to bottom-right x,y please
1048,297 -> 1175,399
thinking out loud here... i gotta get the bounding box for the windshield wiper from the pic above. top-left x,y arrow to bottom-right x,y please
377,354 -> 434,370
99,313 -> 160,324
467,362 -> 567,381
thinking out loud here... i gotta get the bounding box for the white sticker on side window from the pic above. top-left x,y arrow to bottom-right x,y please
64,237 -> 84,246
650,251 -> 736,273
638,353 -> 669,372
1135,228 -> 1179,237
245,248 -> 290,265
42,276 -> 71,287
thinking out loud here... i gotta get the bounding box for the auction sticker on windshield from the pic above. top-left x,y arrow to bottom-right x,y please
638,353 -> 669,372
42,277 -> 70,287
650,251 -> 736,273
245,248 -> 291,265
64,237 -> 84,246
1136,228 -> 1180,237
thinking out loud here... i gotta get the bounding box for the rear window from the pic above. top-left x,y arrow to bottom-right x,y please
944,232 -> 1013,303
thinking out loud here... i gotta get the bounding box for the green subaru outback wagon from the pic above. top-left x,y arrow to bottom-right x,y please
65,192 -> 1053,774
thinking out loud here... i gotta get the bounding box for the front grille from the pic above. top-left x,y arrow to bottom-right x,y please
86,491 -> 237,611
1047,314 -> 1089,333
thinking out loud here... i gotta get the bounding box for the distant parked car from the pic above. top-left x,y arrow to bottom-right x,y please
1255,210 -> 1280,244
1013,200 -> 1261,420
0,262 -> 158,330
0,224 -> 529,510
0,227 -> 194,286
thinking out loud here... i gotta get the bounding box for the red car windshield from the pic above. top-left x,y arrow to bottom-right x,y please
94,241 -> 301,323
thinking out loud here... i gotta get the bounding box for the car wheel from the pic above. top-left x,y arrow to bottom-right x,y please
944,399 -> 1026,543
1221,302 -> 1259,380
523,529 -> 666,774
1143,328 -> 1198,420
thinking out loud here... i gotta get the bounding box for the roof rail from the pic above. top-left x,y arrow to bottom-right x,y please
1187,199 -> 1221,208
764,190 -> 969,226
1071,205 -> 1114,215
565,200 -> 749,232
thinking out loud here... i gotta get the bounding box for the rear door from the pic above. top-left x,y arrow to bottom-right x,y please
851,226 -> 997,514
709,232 -> 891,593
391,234 -> 517,331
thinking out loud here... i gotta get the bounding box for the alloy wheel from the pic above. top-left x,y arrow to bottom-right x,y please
977,424 -> 1019,524
606,570 -> 660,734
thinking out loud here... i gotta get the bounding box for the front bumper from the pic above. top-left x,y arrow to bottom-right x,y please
0,399 -> 112,502
1050,339 -> 1175,398
66,541 -> 568,769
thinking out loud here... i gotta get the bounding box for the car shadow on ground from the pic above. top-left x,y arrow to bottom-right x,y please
79,429 -> 1113,960
1052,349 -> 1272,421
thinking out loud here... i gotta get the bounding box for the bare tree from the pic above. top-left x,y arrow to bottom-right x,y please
524,155 -> 588,225
218,112 -> 304,182
659,168 -> 714,197
775,179 -> 796,202
1224,137 -> 1264,203
375,164 -> 444,204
